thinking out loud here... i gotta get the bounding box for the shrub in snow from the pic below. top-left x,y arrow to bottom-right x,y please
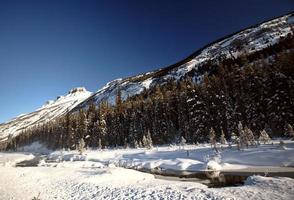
259,130 -> 271,144
78,138 -> 86,155
32,192 -> 41,200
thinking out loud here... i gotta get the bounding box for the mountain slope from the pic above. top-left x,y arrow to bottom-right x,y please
0,13 -> 293,143
0,88 -> 92,142
74,13 -> 294,110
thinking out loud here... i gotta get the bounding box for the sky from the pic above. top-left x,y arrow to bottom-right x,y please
0,0 -> 293,123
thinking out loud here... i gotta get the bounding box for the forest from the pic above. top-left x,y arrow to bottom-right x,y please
2,33 -> 294,151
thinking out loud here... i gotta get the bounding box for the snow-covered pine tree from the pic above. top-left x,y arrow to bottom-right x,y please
123,137 -> 128,149
134,140 -> 139,149
230,132 -> 238,144
78,138 -> 86,155
98,138 -> 102,149
98,101 -> 109,148
259,130 -> 271,144
146,130 -> 153,149
220,129 -> 227,145
180,136 -> 187,146
244,126 -> 256,146
209,128 -> 217,151
142,135 -> 148,148
286,124 -> 294,139
238,122 -> 248,149
77,109 -> 87,147
86,102 -> 97,147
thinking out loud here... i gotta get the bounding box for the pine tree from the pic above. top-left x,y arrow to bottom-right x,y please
286,124 -> 294,139
238,122 -> 248,149
142,135 -> 148,148
78,138 -> 86,155
220,129 -> 227,145
230,132 -> 238,144
259,130 -> 271,144
180,136 -> 187,146
146,130 -> 153,149
134,140 -> 139,149
98,138 -> 102,149
244,126 -> 256,146
209,128 -> 217,152
77,109 -> 87,146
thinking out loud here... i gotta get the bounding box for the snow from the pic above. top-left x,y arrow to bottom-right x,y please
142,78 -> 153,89
0,152 -> 34,167
32,140 -> 294,173
0,140 -> 294,199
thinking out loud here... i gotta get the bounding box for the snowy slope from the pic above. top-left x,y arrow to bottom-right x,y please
0,87 -> 92,142
74,13 -> 294,110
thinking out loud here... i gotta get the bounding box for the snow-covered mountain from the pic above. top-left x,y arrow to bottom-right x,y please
0,13 -> 293,142
0,87 -> 92,142
74,13 -> 294,110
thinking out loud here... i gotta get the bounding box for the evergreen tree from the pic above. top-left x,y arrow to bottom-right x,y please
78,138 -> 86,155
180,136 -> 187,146
259,130 -> 271,144
209,128 -> 217,151
220,129 -> 227,145
286,124 -> 294,139
146,130 -> 153,149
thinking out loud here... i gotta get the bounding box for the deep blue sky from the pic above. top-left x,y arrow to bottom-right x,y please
0,0 -> 293,123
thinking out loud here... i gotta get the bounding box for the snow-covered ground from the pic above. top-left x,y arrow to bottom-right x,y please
0,140 -> 294,200
1,166 -> 294,200
45,140 -> 294,171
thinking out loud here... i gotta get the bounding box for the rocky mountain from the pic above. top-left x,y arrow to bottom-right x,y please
0,88 -> 92,142
0,12 -> 293,142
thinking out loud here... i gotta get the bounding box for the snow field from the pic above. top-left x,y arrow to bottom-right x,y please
0,140 -> 293,199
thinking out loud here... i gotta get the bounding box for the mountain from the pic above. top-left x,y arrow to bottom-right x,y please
0,12 -> 293,144
73,13 -> 294,110
0,88 -> 92,142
